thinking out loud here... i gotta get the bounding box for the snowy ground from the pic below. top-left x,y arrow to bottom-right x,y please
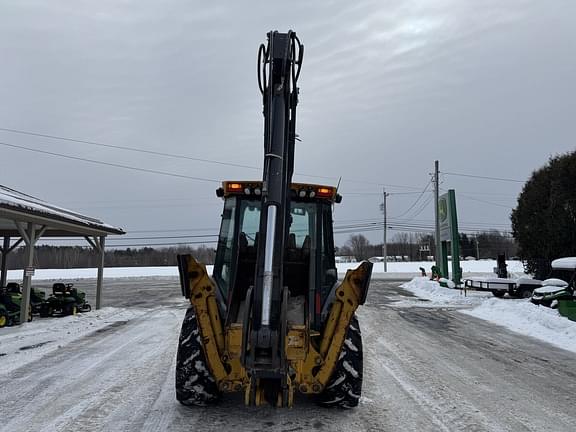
400,277 -> 576,354
0,307 -> 147,375
1,277 -> 576,431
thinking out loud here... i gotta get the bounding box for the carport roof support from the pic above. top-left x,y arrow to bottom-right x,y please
0,184 -> 125,321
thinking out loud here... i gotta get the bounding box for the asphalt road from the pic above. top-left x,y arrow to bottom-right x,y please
1,278 -> 575,431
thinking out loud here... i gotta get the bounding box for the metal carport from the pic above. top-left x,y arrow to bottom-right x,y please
0,185 -> 124,324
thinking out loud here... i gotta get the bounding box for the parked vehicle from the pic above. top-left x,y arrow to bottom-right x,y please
464,277 -> 542,298
6,282 -> 46,314
531,258 -> 576,308
465,254 -> 543,298
0,301 -> 17,328
0,286 -> 32,327
39,283 -> 91,317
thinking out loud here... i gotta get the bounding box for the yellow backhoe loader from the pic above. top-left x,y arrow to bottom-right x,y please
176,30 -> 372,408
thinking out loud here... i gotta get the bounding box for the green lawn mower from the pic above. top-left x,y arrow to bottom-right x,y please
0,286 -> 33,327
39,283 -> 91,317
6,282 -> 45,314
530,258 -> 576,309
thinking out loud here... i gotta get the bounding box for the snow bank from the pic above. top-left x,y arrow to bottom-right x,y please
401,277 -> 576,354
400,277 -> 490,307
462,299 -> 576,354
0,307 -> 147,375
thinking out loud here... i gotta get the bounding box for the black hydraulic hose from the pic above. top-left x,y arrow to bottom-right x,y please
257,43 -> 268,96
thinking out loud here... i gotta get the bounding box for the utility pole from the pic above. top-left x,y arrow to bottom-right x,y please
434,160 -> 441,268
382,188 -> 390,272
475,234 -> 480,260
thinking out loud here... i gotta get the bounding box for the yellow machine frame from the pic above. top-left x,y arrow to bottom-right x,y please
178,255 -> 371,407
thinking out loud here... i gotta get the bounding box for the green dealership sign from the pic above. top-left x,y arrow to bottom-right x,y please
439,194 -> 451,242
438,190 -> 462,284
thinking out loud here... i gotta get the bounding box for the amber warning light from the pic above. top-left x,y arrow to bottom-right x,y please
218,182 -> 341,203
228,183 -> 243,191
316,187 -> 333,197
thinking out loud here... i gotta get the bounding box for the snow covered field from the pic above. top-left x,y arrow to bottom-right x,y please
4,259 -> 523,281
401,277 -> 576,354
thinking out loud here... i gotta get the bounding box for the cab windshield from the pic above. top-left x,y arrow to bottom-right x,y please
213,197 -> 337,320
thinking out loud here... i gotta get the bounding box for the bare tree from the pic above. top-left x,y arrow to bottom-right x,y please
346,234 -> 371,261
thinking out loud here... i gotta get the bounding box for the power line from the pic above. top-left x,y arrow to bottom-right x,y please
40,234 -> 218,242
344,191 -> 425,196
334,216 -> 511,228
72,202 -> 221,210
441,171 -> 524,183
404,194 -> 433,221
0,126 -> 260,171
107,234 -> 218,241
448,190 -> 514,209
0,126 -> 425,190
128,227 -> 219,233
0,141 -> 220,183
437,186 -> 515,210
104,240 -> 218,248
392,180 -> 432,218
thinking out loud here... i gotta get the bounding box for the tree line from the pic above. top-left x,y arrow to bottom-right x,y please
3,245 -> 216,269
338,231 -> 517,262
2,229 -> 518,270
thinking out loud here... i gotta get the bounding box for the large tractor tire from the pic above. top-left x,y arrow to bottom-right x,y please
175,306 -> 220,406
316,315 -> 363,409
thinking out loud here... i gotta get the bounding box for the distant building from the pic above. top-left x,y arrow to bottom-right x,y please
335,256 -> 357,263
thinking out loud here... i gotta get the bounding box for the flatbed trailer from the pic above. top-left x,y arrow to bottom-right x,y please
464,277 -> 541,298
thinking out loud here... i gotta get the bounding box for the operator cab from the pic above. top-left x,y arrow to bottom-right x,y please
213,181 -> 341,330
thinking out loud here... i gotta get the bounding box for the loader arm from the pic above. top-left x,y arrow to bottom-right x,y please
248,30 -> 303,371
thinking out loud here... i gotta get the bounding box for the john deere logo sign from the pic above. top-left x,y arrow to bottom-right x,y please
439,198 -> 448,223
439,193 -> 452,241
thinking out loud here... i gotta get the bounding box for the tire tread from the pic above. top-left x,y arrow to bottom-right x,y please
175,307 -> 220,406
316,315 -> 363,409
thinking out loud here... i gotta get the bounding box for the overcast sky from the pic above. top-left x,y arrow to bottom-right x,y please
0,0 -> 575,249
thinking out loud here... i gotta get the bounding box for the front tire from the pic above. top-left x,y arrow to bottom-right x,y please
39,304 -> 52,318
316,315 -> 363,409
518,287 -> 533,299
65,304 -> 77,316
0,312 -> 8,328
175,307 -> 220,406
492,291 -> 505,298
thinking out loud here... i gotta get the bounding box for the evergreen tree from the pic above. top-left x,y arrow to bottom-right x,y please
511,151 -> 576,278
